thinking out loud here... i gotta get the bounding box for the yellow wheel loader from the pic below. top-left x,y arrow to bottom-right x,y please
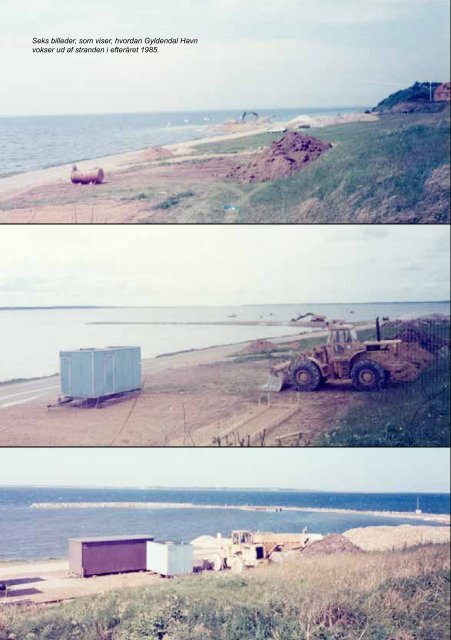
266,318 -> 420,392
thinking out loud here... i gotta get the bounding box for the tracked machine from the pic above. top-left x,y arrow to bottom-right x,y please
266,318 -> 421,392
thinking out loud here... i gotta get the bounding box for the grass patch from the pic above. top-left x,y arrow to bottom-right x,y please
320,356 -> 450,447
192,132 -> 281,155
0,545 -> 448,640
154,190 -> 195,210
243,112 -> 450,223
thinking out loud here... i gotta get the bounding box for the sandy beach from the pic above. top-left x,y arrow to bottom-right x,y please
0,112 -> 378,223
0,327 -> 373,446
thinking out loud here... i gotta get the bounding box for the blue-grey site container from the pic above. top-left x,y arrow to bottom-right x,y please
60,346 -> 141,399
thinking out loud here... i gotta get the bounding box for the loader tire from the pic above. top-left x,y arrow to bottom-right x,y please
351,360 -> 386,391
291,361 -> 322,392
230,556 -> 245,574
211,554 -> 224,572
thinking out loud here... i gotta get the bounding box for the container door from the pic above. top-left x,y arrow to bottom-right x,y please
104,354 -> 115,395
60,356 -> 72,396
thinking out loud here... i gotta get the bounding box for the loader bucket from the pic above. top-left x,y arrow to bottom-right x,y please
263,370 -> 289,392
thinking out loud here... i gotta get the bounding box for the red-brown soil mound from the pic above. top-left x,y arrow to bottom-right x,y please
227,132 -> 332,183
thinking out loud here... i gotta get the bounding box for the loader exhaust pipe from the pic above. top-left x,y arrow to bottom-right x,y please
376,317 -> 381,342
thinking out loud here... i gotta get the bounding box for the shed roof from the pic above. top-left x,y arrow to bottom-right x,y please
69,534 -> 154,543
60,346 -> 140,353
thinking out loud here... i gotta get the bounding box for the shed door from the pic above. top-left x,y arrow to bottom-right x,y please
61,356 -> 72,395
104,354 -> 115,395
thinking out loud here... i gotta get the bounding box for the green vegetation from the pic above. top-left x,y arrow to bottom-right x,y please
154,190 -> 195,210
1,545 -> 448,640
373,81 -> 444,113
320,357 -> 450,447
229,333 -> 335,364
192,111 -> 450,223
192,132 -> 281,155
320,320 -> 451,447
2,112 -> 448,223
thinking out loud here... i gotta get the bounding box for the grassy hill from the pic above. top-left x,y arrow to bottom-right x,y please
372,81 -> 446,113
186,110 -> 450,223
0,544 -> 448,640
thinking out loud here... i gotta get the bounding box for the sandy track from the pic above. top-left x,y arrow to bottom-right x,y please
0,559 -> 162,605
0,126 -> 265,201
0,328 -> 366,446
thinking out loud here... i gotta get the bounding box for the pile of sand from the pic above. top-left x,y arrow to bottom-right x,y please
227,132 -> 332,183
238,340 -> 277,355
190,535 -> 222,547
343,525 -> 450,552
301,534 -> 363,556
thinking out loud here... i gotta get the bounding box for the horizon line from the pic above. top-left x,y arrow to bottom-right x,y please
0,300 -> 449,311
1,484 -> 449,495
0,104 -> 368,119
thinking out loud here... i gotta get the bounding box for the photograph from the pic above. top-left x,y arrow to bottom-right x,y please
0,225 -> 449,447
0,448 -> 449,638
0,0 -> 449,223
1,0 -> 449,638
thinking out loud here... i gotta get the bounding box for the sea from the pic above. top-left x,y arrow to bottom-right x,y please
0,107 -> 363,177
0,487 -> 448,561
0,302 -> 449,383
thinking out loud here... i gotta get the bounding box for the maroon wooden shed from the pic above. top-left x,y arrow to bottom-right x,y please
69,535 -> 154,577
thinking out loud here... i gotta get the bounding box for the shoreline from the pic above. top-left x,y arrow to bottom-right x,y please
0,111 -> 376,199
0,323 -> 360,387
30,502 -> 450,524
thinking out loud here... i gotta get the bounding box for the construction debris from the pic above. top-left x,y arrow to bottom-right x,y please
227,132 -> 332,183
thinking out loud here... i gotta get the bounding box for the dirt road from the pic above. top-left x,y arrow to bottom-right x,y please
0,330 -> 364,446
0,559 -> 161,605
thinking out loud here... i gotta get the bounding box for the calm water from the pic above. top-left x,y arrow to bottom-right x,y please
0,302 -> 449,382
0,487 -> 448,560
0,107 -> 361,177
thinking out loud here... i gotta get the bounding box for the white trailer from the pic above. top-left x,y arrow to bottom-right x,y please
146,541 -> 193,577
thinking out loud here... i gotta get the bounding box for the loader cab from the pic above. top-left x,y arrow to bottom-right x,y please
327,325 -> 359,354
232,530 -> 253,545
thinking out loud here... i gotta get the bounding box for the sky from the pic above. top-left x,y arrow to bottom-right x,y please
0,448 -> 448,492
1,0 -> 449,115
0,225 -> 449,307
